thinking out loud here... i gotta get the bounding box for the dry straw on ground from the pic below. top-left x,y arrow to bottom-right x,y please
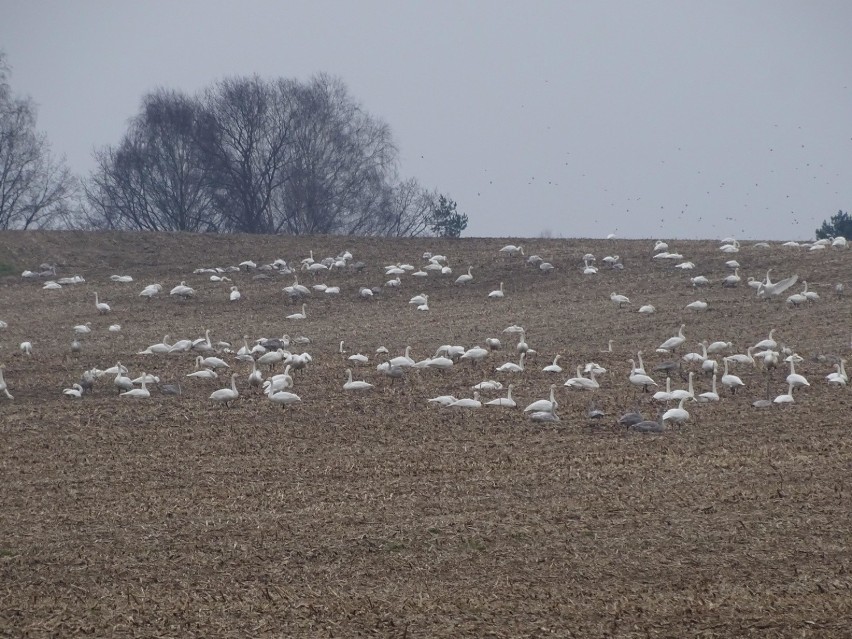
0,231 -> 850,637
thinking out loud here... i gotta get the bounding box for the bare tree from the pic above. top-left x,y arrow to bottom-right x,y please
272,74 -> 397,235
85,89 -> 215,231
0,54 -> 76,229
83,72 -> 448,238
376,178 -> 435,237
196,76 -> 295,234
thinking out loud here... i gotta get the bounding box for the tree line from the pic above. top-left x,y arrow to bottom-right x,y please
0,53 -> 467,237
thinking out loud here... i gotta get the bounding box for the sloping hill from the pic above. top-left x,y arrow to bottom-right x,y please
0,230 -> 850,636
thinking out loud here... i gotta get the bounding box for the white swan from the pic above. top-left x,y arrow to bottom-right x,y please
409,294 -> 428,306
801,281 -> 819,303
455,266 -> 474,285
248,359 -> 264,390
691,276 -> 710,288
263,367 -> 294,393
722,268 -> 741,287
756,349 -> 780,370
786,359 -> 810,390
448,392 -> 481,409
542,355 -> 563,373
73,323 -> 92,335
638,305 -> 656,314
94,292 -> 111,314
284,277 -> 311,299
787,289 -> 807,306
121,375 -> 151,399
0,365 -> 13,399
529,400 -> 560,423
191,328 -> 216,354
170,281 -> 195,299
670,372 -> 695,401
683,344 -> 705,364
131,373 -> 159,385
827,359 -> 848,386
266,384 -> 301,407
698,375 -> 720,402
102,363 -> 127,376
499,245 -> 523,256
632,351 -> 648,376
63,383 -> 84,399
200,355 -> 229,370
653,377 -> 673,402
257,349 -> 285,369
707,341 -> 732,354
286,304 -> 307,320
628,360 -> 658,392
658,324 -> 687,352
210,373 -> 239,406
473,380 -> 503,391
515,331 -> 529,354
428,394 -> 459,406
139,283 -> 163,299
113,364 -> 133,393
662,398 -> 690,425
754,329 -> 777,351
187,367 -> 218,380
389,346 -> 416,369
727,346 -> 755,367
19,341 -> 33,356
524,385 -> 557,413
686,300 -> 708,312
167,337 -> 193,353
138,335 -> 172,355
496,352 -> 525,373
610,292 -> 630,308
757,274 -> 799,298
773,382 -> 795,405
488,282 -> 505,299
721,358 -> 745,394
461,346 -> 489,365
426,356 -> 454,370
343,368 -> 374,391
229,286 -> 241,302
485,384 -> 516,407
565,366 -> 599,390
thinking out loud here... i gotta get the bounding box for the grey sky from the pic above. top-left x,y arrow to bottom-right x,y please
2,0 -> 851,239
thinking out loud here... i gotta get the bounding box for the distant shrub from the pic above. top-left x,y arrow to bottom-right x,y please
815,210 -> 852,240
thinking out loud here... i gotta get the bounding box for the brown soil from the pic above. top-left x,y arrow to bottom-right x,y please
1,231 -> 851,637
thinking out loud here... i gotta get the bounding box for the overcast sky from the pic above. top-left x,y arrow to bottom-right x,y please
2,1 -> 851,239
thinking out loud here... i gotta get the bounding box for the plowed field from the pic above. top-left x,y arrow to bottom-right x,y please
1,231 -> 850,637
